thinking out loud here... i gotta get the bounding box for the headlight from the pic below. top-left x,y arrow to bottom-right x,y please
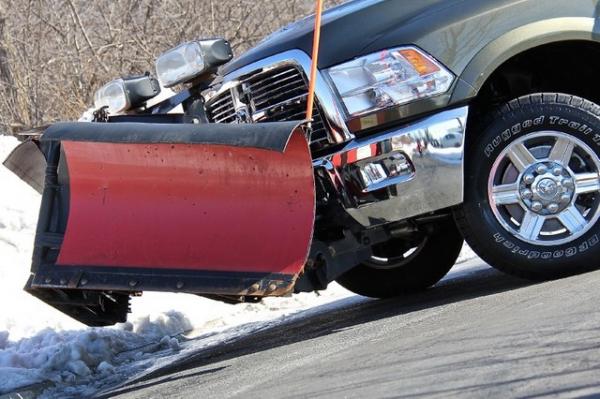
155,38 -> 233,88
326,47 -> 454,117
94,74 -> 161,114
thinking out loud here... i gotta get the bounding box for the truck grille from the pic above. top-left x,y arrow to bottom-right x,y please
206,64 -> 331,150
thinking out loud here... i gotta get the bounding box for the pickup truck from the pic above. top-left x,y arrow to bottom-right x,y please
6,0 -> 600,325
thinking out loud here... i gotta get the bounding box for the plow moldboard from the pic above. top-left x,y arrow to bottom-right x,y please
58,130 -> 315,276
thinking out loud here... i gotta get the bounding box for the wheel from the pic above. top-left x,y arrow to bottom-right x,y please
335,218 -> 463,298
456,93 -> 600,280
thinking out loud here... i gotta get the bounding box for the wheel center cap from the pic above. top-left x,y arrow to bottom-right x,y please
519,161 -> 576,215
536,178 -> 559,199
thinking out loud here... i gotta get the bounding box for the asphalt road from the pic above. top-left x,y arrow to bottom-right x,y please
102,259 -> 600,399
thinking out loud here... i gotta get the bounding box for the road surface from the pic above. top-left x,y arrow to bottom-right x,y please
102,259 -> 600,398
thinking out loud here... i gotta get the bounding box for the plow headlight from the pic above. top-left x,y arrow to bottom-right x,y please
155,38 -> 233,88
94,79 -> 128,114
326,47 -> 454,117
94,75 -> 161,114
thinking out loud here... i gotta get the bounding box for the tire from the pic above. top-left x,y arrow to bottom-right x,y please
336,219 -> 463,298
455,93 -> 600,280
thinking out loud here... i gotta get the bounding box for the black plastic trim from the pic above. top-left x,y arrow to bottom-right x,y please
42,121 -> 306,152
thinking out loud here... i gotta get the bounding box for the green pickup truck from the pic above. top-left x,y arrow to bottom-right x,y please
6,0 -> 600,325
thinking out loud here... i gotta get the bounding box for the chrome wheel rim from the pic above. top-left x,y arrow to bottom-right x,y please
488,131 -> 600,246
365,237 -> 428,270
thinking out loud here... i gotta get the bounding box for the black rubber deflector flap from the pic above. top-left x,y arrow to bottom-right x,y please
3,140 -> 46,193
42,121 -> 307,152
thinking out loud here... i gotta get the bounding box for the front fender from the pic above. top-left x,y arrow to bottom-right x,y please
451,17 -> 598,102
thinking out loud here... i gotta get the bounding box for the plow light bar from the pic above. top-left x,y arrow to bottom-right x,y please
94,74 -> 161,114
155,38 -> 233,88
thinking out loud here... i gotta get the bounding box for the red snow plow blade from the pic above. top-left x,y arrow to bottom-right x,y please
5,121 -> 315,325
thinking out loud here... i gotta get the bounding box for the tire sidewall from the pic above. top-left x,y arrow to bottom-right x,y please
465,99 -> 600,276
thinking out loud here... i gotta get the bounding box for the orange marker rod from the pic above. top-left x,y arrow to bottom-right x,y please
306,0 -> 324,124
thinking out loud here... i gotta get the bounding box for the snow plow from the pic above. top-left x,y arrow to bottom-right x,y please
6,0 -> 600,326
5,121 -> 316,325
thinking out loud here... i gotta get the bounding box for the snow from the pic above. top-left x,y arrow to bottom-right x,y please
0,134 -> 482,397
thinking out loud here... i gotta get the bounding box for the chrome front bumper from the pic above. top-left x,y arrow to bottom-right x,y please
314,106 -> 469,227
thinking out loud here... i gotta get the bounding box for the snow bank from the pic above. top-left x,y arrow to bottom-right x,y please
0,134 -> 480,397
0,311 -> 191,394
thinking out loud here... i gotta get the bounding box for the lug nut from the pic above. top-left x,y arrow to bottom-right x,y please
547,203 -> 559,214
562,178 -> 575,189
536,164 -> 548,175
560,193 -> 571,204
524,174 -> 535,185
552,167 -> 563,176
521,189 -> 533,200
531,201 -> 543,212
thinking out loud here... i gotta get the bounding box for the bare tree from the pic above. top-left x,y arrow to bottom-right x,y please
0,0 -> 345,134
0,13 -> 17,133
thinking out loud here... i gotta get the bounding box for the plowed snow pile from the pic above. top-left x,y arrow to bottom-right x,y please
0,134 -> 479,398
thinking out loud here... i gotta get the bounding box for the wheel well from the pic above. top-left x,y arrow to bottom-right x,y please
468,40 -> 600,125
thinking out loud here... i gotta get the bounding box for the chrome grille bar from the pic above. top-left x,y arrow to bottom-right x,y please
205,59 -> 342,151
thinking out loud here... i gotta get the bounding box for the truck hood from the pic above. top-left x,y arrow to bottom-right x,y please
223,0 -> 464,74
